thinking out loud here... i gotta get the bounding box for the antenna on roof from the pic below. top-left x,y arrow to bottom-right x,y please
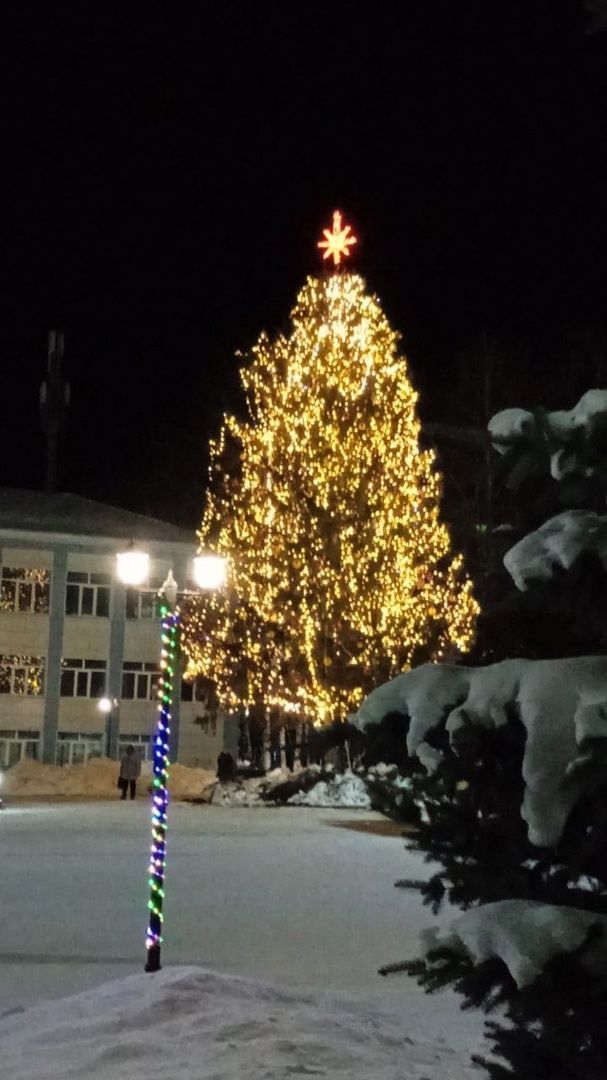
39,330 -> 71,492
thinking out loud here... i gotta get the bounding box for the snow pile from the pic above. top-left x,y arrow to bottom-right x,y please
210,779 -> 264,806
1,758 -> 121,798
287,771 -> 371,808
166,763 -> 216,800
504,510 -> 607,590
206,769 -> 373,809
421,900 -> 607,989
355,656 -> 607,846
0,966 -> 477,1080
265,765 -> 299,784
208,767 -> 303,806
1,758 -> 215,801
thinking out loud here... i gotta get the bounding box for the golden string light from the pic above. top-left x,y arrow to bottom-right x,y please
183,269 -> 479,723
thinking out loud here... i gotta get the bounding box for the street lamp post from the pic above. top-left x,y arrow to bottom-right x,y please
97,695 -> 119,757
116,548 -> 227,973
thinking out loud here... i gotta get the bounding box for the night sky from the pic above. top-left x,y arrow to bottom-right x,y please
3,2 -> 607,527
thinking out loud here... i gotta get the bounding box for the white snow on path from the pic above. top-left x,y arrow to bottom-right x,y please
0,965 -> 479,1080
0,801 -> 485,1073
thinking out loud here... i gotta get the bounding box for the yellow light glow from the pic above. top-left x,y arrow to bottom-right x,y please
183,271 -> 479,723
192,554 -> 227,591
116,549 -> 150,586
317,210 -> 357,267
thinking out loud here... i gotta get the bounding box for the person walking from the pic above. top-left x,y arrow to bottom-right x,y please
118,744 -> 141,800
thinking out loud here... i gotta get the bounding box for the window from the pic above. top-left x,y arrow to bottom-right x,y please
122,662 -> 160,700
0,729 -> 40,768
65,571 -> 110,617
56,732 -> 103,766
125,585 -> 161,620
60,658 -> 107,698
181,677 -> 215,702
118,733 -> 152,761
0,567 -> 50,614
0,655 -> 45,695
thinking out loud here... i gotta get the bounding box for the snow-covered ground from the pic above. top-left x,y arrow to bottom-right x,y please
0,801 -> 485,1077
0,966 -> 480,1080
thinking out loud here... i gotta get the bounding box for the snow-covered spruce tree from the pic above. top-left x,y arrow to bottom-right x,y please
354,394 -> 607,1080
183,213 -> 478,723
476,391 -> 607,661
356,658 -> 607,1079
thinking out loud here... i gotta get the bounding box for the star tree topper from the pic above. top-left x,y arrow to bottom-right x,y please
317,210 -> 357,267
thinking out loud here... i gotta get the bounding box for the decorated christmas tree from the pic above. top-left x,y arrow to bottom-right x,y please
184,212 -> 478,721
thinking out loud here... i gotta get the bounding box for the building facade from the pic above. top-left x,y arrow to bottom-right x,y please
0,490 -> 234,770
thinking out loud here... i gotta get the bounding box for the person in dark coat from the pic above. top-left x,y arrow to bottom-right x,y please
269,705 -> 282,769
118,745 -> 141,799
217,751 -> 236,783
248,698 -> 266,770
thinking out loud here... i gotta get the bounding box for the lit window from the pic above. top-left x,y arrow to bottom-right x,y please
0,656 -> 45,695
0,568 -> 50,614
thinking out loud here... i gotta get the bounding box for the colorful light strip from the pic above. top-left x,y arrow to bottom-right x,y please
145,600 -> 180,972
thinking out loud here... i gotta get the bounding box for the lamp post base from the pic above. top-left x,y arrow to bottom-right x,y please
145,946 -> 161,973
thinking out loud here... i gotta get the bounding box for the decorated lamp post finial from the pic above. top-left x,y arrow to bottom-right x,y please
317,209 -> 357,267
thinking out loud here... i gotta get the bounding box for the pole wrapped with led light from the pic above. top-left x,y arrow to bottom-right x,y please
115,551 -> 226,973
145,573 -> 179,973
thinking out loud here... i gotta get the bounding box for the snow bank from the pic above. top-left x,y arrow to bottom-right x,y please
0,965 -> 477,1080
167,763 -> 217,799
287,771 -> 371,808
208,766 -> 301,806
210,778 -> 265,806
421,900 -> 607,989
504,510 -> 607,590
1,758 -> 121,798
1,758 -> 215,801
355,657 -> 607,847
207,768 -> 374,809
